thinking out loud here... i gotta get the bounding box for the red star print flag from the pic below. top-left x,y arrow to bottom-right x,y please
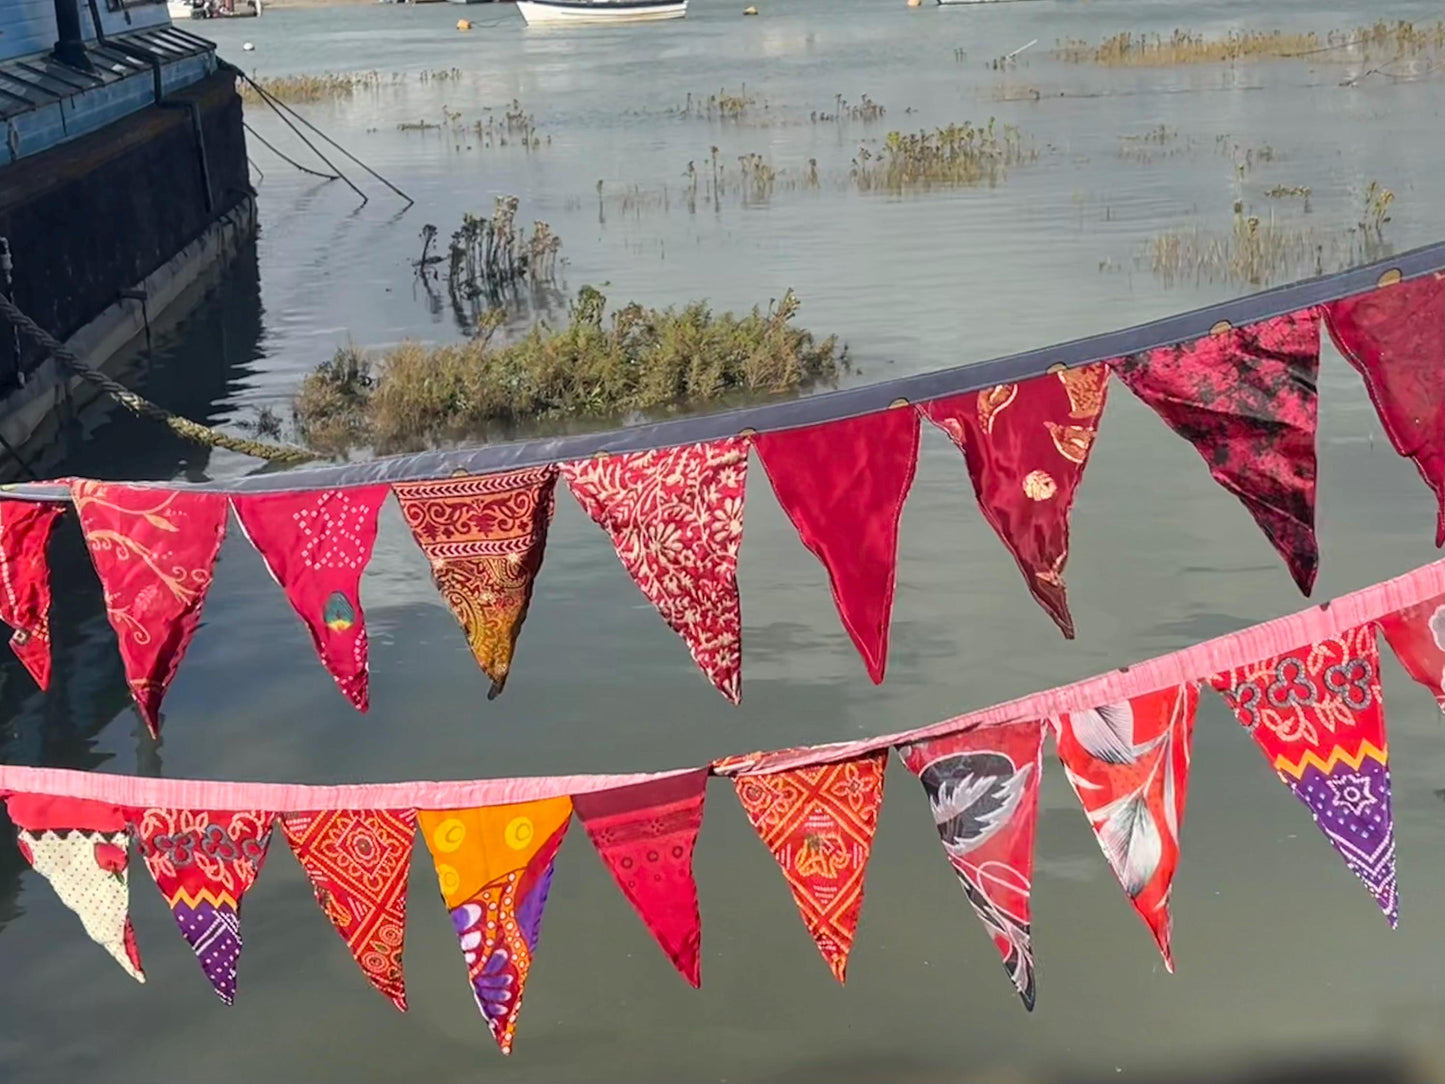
919,364 -> 1110,639
561,440 -> 747,702
1209,622 -> 1398,924
71,482 -> 229,737
0,499 -> 63,689
1377,594 -> 1445,711
754,411 -> 919,683
232,487 -> 389,711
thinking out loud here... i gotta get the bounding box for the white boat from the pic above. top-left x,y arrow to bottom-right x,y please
516,0 -> 686,24
167,0 -> 193,16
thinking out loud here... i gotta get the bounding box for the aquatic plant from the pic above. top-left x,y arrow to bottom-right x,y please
678,87 -> 762,121
1265,185 -> 1312,199
238,70 -> 397,103
850,119 -> 1032,193
1056,20 -> 1443,66
810,94 -> 886,124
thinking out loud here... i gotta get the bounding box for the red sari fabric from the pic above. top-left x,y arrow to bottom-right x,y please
1208,622 -> 1397,925
1325,274 -> 1444,545
280,808 -> 418,1011
730,751 -> 886,984
919,364 -> 1109,638
561,439 -> 748,702
71,482 -> 229,737
899,720 -> 1044,1009
0,499 -> 62,689
1378,594 -> 1445,710
1054,683 -> 1199,968
232,487 -> 389,711
754,411 -> 920,683
1110,310 -> 1322,594
572,769 -> 708,987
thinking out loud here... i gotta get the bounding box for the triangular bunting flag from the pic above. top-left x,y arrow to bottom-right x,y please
280,808 -> 417,1011
561,439 -> 748,702
1378,595 -> 1445,711
393,468 -> 556,698
1325,273 -> 1444,545
754,411 -> 919,683
71,482 -> 228,737
730,751 -> 886,983
131,808 -> 274,1003
419,797 -> 572,1054
899,720 -> 1044,1009
0,499 -> 63,689
1109,309 -> 1322,594
231,487 -> 389,711
1053,683 -> 1199,968
919,364 -> 1109,638
4,793 -> 144,981
1209,621 -> 1397,924
573,769 -> 708,987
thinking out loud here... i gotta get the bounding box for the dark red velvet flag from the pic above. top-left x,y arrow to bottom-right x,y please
919,364 -> 1110,638
1325,273 -> 1445,546
754,410 -> 920,683
0,499 -> 63,689
1110,309 -> 1322,594
232,487 -> 389,711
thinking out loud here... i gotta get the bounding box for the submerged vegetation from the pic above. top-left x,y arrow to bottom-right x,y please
294,289 -> 842,454
1056,20 -> 1444,66
851,120 -> 1031,193
396,100 -> 546,150
238,70 -> 398,103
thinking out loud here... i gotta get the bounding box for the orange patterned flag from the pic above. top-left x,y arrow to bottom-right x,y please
393,468 -> 556,698
730,751 -> 886,983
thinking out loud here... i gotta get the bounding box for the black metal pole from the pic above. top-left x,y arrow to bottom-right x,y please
51,0 -> 93,72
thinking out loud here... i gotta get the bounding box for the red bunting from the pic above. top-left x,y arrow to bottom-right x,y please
572,769 -> 708,987
1054,683 -> 1199,968
232,487 -> 389,711
0,500 -> 62,689
1378,595 -> 1445,710
71,482 -> 228,737
754,411 -> 919,683
1325,274 -> 1445,546
1110,310 -> 1322,595
899,720 -> 1044,1009
561,440 -> 748,702
919,364 -> 1109,638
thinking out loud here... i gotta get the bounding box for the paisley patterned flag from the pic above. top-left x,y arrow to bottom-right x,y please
919,364 -> 1110,639
1110,310 -> 1323,595
232,487 -> 389,711
1054,684 -> 1199,968
419,797 -> 572,1054
71,482 -> 229,737
0,499 -> 62,689
1209,622 -> 1398,924
394,469 -> 556,698
727,752 -> 886,984
1377,595 -> 1445,710
900,720 -> 1044,1009
3,793 -> 144,981
280,809 -> 417,1011
561,440 -> 748,702
573,770 -> 708,987
1325,273 -> 1444,545
131,808 -> 274,1003
754,411 -> 919,683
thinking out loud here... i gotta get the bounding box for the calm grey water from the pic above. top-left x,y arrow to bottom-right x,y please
1,1 -> 1444,1080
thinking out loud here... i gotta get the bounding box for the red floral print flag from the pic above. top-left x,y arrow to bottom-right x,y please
900,720 -> 1044,1009
562,439 -> 747,702
572,769 -> 708,987
919,364 -> 1109,638
1325,273 -> 1444,545
1209,622 -> 1397,924
71,482 -> 229,737
1053,683 -> 1199,968
1378,595 -> 1445,710
232,487 -> 389,711
131,808 -> 274,1004
1110,310 -> 1322,594
280,808 -> 417,1011
728,751 -> 887,984
393,468 -> 556,698
754,411 -> 919,683
3,793 -> 144,982
0,499 -> 62,689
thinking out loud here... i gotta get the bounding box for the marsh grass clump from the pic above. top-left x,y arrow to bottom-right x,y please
1056,20 -> 1443,66
811,94 -> 886,123
293,289 -> 843,454
679,87 -> 762,121
851,119 -> 1031,193
239,70 -> 395,103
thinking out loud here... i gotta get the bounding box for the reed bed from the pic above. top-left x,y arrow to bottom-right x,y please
678,88 -> 763,121
414,197 -> 562,311
851,120 -> 1032,193
1056,20 -> 1444,67
239,70 -> 398,103
397,101 -> 546,150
